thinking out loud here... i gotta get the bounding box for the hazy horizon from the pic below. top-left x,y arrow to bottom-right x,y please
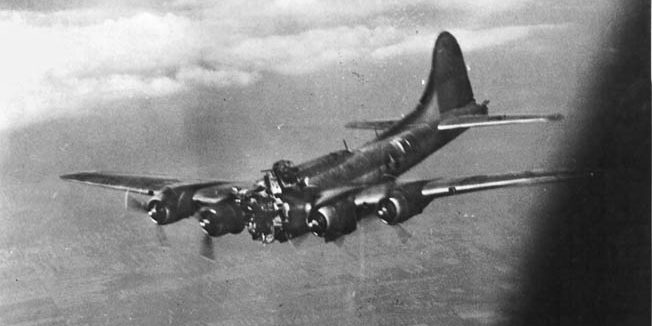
1,1 -> 648,325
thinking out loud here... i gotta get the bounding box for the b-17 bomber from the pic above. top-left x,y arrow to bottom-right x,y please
61,32 -> 591,251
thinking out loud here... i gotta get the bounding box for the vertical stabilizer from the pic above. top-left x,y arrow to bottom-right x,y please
419,32 -> 475,116
375,32 -> 477,139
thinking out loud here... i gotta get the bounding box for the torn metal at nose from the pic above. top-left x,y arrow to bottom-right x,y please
242,161 -> 305,244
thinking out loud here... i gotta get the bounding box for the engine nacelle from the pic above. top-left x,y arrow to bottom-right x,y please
306,199 -> 357,239
146,198 -> 171,225
377,195 -> 409,225
376,183 -> 431,225
146,186 -> 196,225
198,202 -> 245,237
279,192 -> 312,238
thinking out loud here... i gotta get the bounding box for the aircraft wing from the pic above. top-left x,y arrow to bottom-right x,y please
419,170 -> 590,197
437,114 -> 563,130
60,171 -> 233,196
307,169 -> 593,230
352,170 -> 592,208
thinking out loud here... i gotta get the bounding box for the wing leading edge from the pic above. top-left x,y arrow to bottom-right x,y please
421,170 -> 591,197
60,171 -> 232,195
344,169 -> 593,226
350,170 -> 592,207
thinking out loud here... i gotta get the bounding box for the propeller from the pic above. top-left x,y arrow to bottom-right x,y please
125,191 -> 148,212
125,191 -> 217,259
156,225 -> 170,247
199,233 -> 215,260
288,233 -> 310,249
393,223 -> 412,244
332,236 -> 346,248
357,213 -> 412,244
372,182 -> 413,243
125,191 -> 170,247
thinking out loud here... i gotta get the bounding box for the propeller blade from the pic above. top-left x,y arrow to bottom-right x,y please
357,214 -> 379,229
333,236 -> 346,248
156,225 -> 170,247
200,234 -> 215,261
125,191 -> 148,212
288,233 -> 309,249
393,224 -> 412,244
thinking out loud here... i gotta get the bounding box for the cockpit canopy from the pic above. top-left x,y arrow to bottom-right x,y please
272,160 -> 299,187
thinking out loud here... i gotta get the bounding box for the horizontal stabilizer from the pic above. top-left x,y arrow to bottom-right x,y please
437,113 -> 563,130
421,170 -> 592,197
344,120 -> 400,130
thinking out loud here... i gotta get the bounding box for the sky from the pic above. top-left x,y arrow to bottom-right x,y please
0,0 -> 611,131
0,2 -> 645,324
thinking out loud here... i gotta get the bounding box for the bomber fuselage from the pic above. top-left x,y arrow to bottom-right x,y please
247,101 -> 486,241
294,101 -> 486,189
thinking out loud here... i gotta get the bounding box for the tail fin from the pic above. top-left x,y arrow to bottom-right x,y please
419,32 -> 475,116
370,32 -> 477,140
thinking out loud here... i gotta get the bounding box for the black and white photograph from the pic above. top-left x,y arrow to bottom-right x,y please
0,1 -> 649,325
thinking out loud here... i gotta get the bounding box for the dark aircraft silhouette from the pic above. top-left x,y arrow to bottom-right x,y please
61,32 -> 589,247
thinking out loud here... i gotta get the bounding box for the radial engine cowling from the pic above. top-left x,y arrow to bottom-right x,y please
280,193 -> 312,238
147,186 -> 196,225
377,183 -> 431,225
306,199 -> 357,239
198,202 -> 245,237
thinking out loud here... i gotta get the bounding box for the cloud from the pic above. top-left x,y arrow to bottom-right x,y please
176,66 -> 260,88
226,24 -> 564,74
170,0 -> 528,25
224,25 -> 402,74
0,10 -> 238,130
0,0 -> 562,131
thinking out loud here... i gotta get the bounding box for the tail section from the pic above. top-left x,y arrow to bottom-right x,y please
418,31 -> 475,117
348,32 -> 564,139
350,32 -> 479,138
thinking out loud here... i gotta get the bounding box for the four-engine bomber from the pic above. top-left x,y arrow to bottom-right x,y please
61,31 -> 591,249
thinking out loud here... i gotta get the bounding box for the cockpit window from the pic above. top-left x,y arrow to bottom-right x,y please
272,160 -> 299,187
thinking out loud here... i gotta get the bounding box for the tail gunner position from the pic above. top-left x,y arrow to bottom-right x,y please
61,32 -> 590,246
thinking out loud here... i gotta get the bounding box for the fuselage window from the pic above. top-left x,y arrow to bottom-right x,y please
390,138 -> 406,155
390,137 -> 416,156
387,138 -> 409,171
399,138 -> 412,153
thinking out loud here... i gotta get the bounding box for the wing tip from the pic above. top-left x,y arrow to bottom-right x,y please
59,171 -> 103,181
60,172 -> 88,181
343,121 -> 358,129
548,113 -> 564,121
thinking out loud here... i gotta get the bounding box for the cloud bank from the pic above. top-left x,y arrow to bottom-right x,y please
0,0 -> 561,130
